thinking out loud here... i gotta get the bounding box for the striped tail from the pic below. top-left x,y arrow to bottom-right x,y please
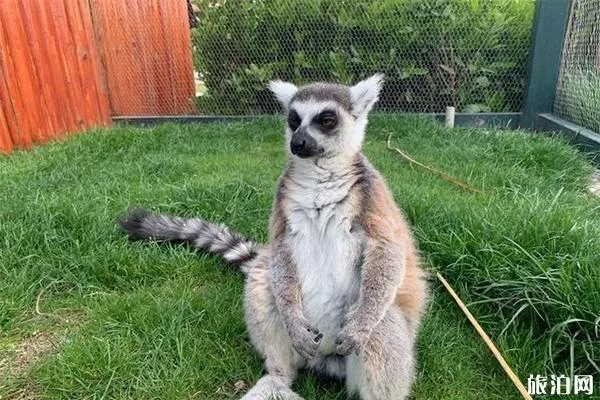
119,208 -> 261,272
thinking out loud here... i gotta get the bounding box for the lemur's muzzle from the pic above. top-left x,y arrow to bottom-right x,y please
290,129 -> 321,158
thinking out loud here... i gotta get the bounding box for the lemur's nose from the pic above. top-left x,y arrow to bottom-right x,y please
290,131 -> 308,152
290,129 -> 319,158
291,137 -> 306,152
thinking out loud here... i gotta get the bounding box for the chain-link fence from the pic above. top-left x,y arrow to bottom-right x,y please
554,0 -> 600,133
6,0 -> 600,152
88,0 -> 197,117
189,0 -> 534,115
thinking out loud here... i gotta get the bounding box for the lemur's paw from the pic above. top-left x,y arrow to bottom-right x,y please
288,317 -> 322,359
335,317 -> 370,356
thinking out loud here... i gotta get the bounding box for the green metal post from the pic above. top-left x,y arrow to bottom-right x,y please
521,0 -> 571,128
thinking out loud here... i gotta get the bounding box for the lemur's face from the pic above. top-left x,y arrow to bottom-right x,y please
285,99 -> 354,159
269,74 -> 384,160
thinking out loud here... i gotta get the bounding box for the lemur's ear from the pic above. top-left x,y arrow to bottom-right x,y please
350,73 -> 384,117
268,80 -> 298,109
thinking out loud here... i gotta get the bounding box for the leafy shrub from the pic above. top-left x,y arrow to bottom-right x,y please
191,0 -> 534,114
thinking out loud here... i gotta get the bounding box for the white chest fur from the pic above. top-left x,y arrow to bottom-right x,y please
285,174 -> 363,354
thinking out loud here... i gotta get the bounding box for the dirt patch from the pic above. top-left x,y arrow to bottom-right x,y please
0,384 -> 39,400
1,331 -> 60,377
0,330 -> 61,400
0,310 -> 85,399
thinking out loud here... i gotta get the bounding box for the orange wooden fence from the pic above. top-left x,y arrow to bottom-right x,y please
90,0 -> 196,116
0,0 -> 196,154
0,0 -> 111,153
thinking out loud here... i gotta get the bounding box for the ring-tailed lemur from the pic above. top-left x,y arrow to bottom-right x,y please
119,74 -> 428,400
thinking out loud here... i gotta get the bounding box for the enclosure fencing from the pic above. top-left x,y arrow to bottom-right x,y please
0,0 -> 111,152
189,0 -> 534,115
93,0 -> 196,116
554,0 -> 600,134
94,0 -> 536,117
3,0 -> 600,154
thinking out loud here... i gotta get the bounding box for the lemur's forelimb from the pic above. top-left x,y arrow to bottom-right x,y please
271,239 -> 323,359
336,240 -> 404,356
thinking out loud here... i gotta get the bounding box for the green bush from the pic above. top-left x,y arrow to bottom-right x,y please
191,0 -> 534,114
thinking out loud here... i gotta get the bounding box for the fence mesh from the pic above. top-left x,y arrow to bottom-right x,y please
107,0 -> 533,116
188,0 -> 534,115
89,0 -> 196,116
554,0 -> 600,133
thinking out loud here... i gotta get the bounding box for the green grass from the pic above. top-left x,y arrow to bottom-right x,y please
0,116 -> 598,399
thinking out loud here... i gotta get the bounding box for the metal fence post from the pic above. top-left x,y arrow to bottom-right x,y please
521,0 -> 572,129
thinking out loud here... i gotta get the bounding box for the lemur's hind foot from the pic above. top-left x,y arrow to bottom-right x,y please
240,376 -> 303,400
345,307 -> 416,400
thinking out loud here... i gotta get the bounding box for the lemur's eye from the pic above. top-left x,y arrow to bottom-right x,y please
321,117 -> 337,129
314,110 -> 337,131
288,110 -> 301,131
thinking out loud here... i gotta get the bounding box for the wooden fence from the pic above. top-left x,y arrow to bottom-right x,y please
0,0 -> 195,154
90,0 -> 195,116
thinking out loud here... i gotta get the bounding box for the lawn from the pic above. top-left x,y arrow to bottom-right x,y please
1,116 -> 598,399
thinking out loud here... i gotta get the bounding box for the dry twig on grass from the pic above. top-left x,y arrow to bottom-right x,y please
385,131 -> 490,196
